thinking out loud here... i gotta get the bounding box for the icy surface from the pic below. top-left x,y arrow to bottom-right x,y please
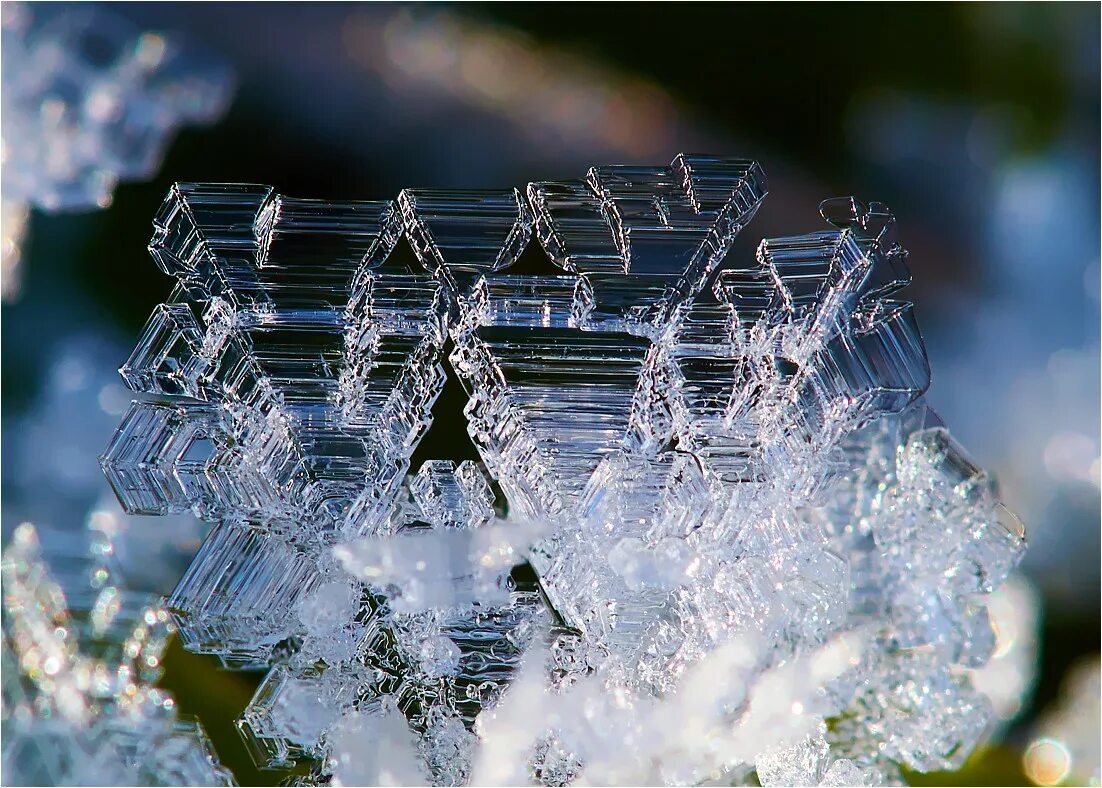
95,155 -> 1027,785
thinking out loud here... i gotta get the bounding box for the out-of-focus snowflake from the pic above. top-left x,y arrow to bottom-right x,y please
969,574 -> 1040,732
0,2 -> 233,301
1,522 -> 232,786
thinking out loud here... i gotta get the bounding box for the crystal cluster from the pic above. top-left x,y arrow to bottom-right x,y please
0,2 -> 233,299
99,155 -> 1026,785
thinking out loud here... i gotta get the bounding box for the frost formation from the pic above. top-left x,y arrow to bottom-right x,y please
82,155 -> 1027,784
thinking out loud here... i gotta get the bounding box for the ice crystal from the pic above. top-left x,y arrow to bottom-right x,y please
97,155 -> 1026,785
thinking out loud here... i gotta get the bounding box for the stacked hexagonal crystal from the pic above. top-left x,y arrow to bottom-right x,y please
99,155 -> 1026,785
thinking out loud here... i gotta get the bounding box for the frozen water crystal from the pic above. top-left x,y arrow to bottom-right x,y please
755,722 -> 883,786
97,154 -> 1026,785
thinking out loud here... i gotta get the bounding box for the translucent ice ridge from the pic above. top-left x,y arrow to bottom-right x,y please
101,155 -> 1026,786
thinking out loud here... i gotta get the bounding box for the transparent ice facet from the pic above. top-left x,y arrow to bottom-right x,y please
102,183 -> 445,543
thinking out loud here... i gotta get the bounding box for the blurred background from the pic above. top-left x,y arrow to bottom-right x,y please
2,3 -> 1098,785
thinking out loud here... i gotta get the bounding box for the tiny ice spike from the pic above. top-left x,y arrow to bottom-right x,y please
101,155 -> 1026,786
